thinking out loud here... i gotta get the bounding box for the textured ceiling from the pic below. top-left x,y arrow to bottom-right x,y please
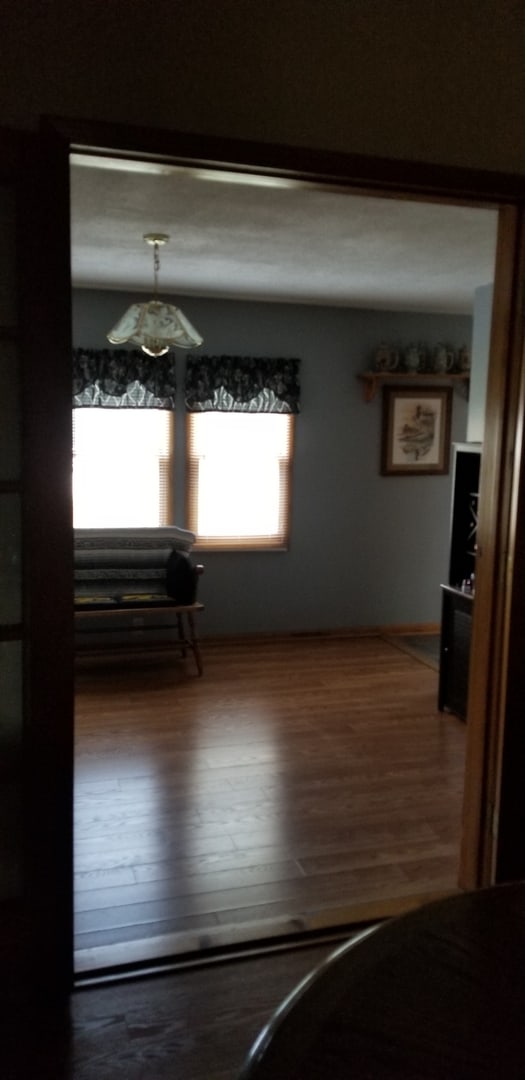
70,155 -> 498,314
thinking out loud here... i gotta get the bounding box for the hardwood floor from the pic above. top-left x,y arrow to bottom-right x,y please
74,634 -> 466,973
5,941 -> 340,1080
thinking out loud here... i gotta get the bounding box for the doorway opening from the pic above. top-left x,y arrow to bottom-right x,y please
69,148 -> 499,975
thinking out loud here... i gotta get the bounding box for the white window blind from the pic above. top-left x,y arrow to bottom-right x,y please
186,412 -> 294,550
72,409 -> 173,527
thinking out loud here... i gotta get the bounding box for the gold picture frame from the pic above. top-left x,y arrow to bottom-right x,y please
381,386 -> 452,476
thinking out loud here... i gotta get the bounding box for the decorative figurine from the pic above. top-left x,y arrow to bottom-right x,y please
433,343 -> 453,373
374,343 -> 397,371
404,344 -> 421,372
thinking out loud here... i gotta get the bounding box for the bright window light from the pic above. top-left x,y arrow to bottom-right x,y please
72,409 -> 173,527
187,413 -> 294,550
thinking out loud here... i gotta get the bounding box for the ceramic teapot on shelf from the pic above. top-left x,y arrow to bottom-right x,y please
404,344 -> 422,373
433,343 -> 454,373
374,343 -> 398,371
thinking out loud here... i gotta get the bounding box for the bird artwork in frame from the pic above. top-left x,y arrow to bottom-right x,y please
381,385 -> 453,476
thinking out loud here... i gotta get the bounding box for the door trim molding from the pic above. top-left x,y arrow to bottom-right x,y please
35,114 -> 525,974
45,114 -> 525,203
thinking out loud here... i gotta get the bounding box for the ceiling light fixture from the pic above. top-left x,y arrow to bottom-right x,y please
190,168 -> 303,189
71,153 -> 176,176
107,233 -> 203,357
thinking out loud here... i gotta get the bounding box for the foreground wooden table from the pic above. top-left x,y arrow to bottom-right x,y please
239,883 -> 525,1079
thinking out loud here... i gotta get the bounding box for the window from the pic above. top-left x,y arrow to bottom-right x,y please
186,412 -> 294,550
72,409 -> 173,527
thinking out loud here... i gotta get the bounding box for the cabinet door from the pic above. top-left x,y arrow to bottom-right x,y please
448,446 -> 481,589
439,589 -> 473,721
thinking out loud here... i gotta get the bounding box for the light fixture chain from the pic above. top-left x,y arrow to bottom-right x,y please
153,241 -> 160,297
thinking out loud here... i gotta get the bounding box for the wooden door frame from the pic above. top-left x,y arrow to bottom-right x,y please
19,127 -> 75,995
36,116 -> 525,982
460,207 -> 525,885
484,211 -> 525,883
0,125 -> 75,1001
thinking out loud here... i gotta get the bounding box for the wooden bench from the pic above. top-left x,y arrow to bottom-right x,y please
74,528 -> 205,674
74,597 -> 205,675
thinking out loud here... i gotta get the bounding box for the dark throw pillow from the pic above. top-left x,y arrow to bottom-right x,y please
165,550 -> 198,604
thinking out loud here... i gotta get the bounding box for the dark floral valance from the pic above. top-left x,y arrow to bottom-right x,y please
73,349 -> 177,408
184,355 -> 301,414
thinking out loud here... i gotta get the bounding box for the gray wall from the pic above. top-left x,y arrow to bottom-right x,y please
73,289 -> 471,636
467,284 -> 494,444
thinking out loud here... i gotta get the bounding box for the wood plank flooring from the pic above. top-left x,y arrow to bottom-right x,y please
5,941 -> 340,1080
74,634 -> 466,973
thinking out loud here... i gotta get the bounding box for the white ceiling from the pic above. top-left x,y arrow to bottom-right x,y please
69,154 -> 498,314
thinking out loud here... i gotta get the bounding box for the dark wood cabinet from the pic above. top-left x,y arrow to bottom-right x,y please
438,585 -> 473,720
438,442 -> 482,720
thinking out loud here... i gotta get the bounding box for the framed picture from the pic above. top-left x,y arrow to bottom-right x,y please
381,386 -> 452,476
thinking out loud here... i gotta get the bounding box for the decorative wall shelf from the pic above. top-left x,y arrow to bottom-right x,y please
357,371 -> 470,402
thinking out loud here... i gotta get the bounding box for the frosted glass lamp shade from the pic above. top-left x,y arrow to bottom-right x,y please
107,300 -> 203,357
